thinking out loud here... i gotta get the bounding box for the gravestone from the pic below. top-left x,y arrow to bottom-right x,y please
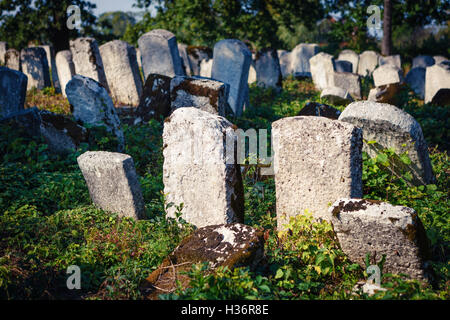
163,107 -> 244,228
330,198 -> 431,281
65,75 -> 124,151
425,61 -> 450,105
199,58 -> 213,77
178,43 -> 193,76
412,55 -> 435,69
77,151 -> 145,220
5,49 -> 20,71
332,72 -> 361,99
136,73 -> 172,121
272,116 -> 363,227
211,39 -> 252,117
297,102 -> 341,120
290,43 -> 320,77
373,64 -> 404,87
70,37 -> 109,91
187,46 -> 212,76
170,76 -> 229,116
320,86 -> 353,105
338,49 -> 359,74
136,48 -> 142,68
378,54 -> 402,69
433,56 -> 448,65
55,50 -> 75,97
38,45 -> 60,92
248,63 -> 257,84
20,47 -> 51,90
138,29 -> 185,79
358,50 -> 379,76
254,48 -> 282,90
278,50 -> 292,78
310,52 -> 335,90
0,67 -> 27,118
406,67 -> 426,99
99,40 -> 143,107
339,101 -> 435,185
335,60 -> 353,73
0,42 -> 7,65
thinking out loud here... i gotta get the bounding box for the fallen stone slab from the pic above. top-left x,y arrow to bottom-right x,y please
141,223 -> 264,299
332,71 -> 361,99
296,102 -> 341,119
0,67 -> 28,118
77,151 -> 145,220
329,198 -> 431,281
136,73 -> 172,121
320,86 -> 353,105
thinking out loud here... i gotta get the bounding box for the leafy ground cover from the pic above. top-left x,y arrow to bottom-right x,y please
0,79 -> 448,300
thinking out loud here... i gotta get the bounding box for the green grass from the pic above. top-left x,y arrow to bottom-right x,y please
0,79 -> 448,300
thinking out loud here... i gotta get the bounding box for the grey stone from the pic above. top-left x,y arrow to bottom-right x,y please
187,46 -> 212,76
199,58 -> 213,77
20,47 -> 51,90
70,37 -> 109,91
433,56 -> 448,65
254,48 -> 282,90
331,72 -> 361,99
136,73 -> 172,121
136,48 -> 142,68
290,43 -> 320,77
278,50 -> 292,78
296,102 -> 341,119
406,67 -> 426,99
247,62 -> 256,84
320,86 -> 353,105
335,60 -> 353,73
412,55 -> 435,69
373,64 -> 404,87
170,76 -> 229,116
339,101 -> 435,185
0,67 -> 27,118
0,106 -> 41,138
329,198 -> 431,281
310,52 -> 335,90
77,151 -> 145,220
5,49 -> 20,71
138,29 -> 185,80
37,45 -> 60,92
178,43 -> 193,76
99,40 -> 143,107
163,107 -> 244,228
378,54 -> 402,69
272,116 -> 363,226
211,39 -> 252,117
0,42 -> 7,65
65,75 -> 124,151
338,49 -> 359,74
358,50 -> 379,76
425,61 -> 450,104
55,50 -> 75,97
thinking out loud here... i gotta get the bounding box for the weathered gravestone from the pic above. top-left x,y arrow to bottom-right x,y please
412,55 -> 435,69
65,75 -> 124,151
338,49 -> 359,74
187,46 -> 212,76
70,37 -> 109,91
290,43 -> 320,77
272,116 -> 363,227
332,72 -> 361,99
136,73 -> 172,121
329,198 -> 431,281
339,101 -> 435,185
254,48 -> 282,90
20,47 -> 51,90
178,43 -> 193,76
0,42 -> 7,65
296,102 -> 341,120
37,45 -> 60,92
142,223 -> 264,299
99,40 -> 143,107
199,58 -> 213,77
55,50 -> 75,97
358,50 -> 379,76
373,64 -> 404,87
406,67 -> 426,99
310,52 -> 335,91
170,76 -> 229,116
5,49 -> 20,71
320,86 -> 353,105
163,107 -> 244,228
425,61 -> 450,105
138,29 -> 185,80
378,54 -> 402,69
0,67 -> 27,118
211,39 -> 252,117
335,60 -> 353,73
77,151 -> 145,220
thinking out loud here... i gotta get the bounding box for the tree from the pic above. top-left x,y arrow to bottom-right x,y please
98,11 -> 136,43
0,0 -> 98,52
382,0 -> 392,55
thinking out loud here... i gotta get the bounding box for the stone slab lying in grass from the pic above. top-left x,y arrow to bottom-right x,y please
320,86 -> 353,105
329,198 -> 431,281
141,223 -> 264,299
77,151 -> 145,220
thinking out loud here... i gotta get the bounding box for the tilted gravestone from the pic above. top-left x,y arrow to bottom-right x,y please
254,48 -> 282,90
77,151 -> 145,220
0,42 -> 7,65
332,71 -> 361,99
163,107 -> 244,228
425,61 -> 450,105
187,46 -> 212,76
211,39 -> 252,117
339,101 -> 435,185
272,116 -> 363,227
310,52 -> 335,91
55,50 -> 75,97
136,73 -> 172,121
70,37 -> 109,91
138,29 -> 185,80
378,54 -> 402,69
358,50 -> 379,76
0,67 -> 28,118
20,47 -> 51,90
5,49 -> 20,71
65,75 -> 124,151
99,40 -> 143,107
170,76 -> 229,116
338,49 -> 359,74
290,43 -> 320,77
406,67 -> 426,99
329,198 -> 431,281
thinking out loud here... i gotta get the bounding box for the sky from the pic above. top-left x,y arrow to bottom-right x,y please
90,0 -> 144,16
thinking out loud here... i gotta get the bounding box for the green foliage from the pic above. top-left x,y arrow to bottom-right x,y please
97,11 -> 136,43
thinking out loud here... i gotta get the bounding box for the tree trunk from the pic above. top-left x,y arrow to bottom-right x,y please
382,0 -> 392,56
